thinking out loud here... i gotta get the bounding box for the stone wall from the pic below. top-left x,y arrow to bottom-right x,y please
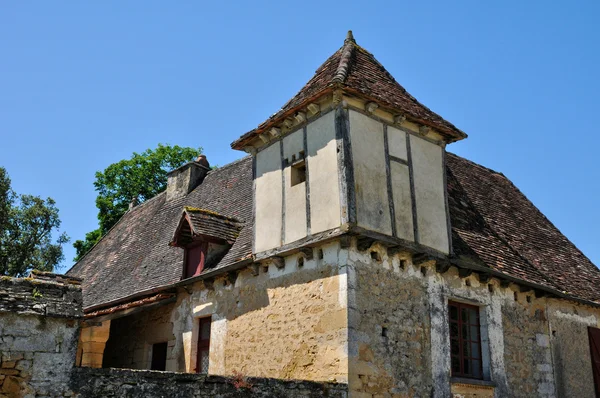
70,368 -> 348,398
100,240 -> 349,382
0,272 -> 82,397
103,301 -> 177,369
345,241 -> 600,398
347,243 -> 433,398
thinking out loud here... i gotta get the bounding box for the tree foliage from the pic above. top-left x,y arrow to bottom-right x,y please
0,167 -> 69,276
73,144 -> 202,261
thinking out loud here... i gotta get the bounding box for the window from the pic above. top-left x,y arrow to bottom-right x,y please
150,342 -> 168,371
196,317 -> 211,374
185,242 -> 207,279
449,301 -> 483,379
290,160 -> 306,186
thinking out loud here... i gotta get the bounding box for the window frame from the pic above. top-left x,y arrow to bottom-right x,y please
448,300 -> 484,379
196,316 -> 211,374
183,241 -> 208,279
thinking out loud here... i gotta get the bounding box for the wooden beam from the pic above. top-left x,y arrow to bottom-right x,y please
299,247 -> 314,260
500,280 -> 511,288
356,237 -> 375,252
272,256 -> 285,270
249,264 -> 260,276
412,253 -> 434,267
339,236 -> 352,249
478,273 -> 491,283
203,278 -> 214,291
458,268 -> 473,278
436,262 -> 451,274
519,285 -> 532,293
226,271 -> 238,285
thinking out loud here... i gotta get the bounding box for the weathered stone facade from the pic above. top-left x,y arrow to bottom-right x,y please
0,273 -> 82,397
89,237 -> 600,398
100,241 -> 349,382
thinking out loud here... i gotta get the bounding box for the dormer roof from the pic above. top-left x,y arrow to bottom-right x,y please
170,207 -> 243,247
232,31 -> 466,150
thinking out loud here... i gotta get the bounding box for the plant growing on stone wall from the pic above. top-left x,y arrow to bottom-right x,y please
230,370 -> 253,390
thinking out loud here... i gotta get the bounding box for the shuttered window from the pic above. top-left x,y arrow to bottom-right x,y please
184,242 -> 208,279
449,301 -> 483,379
196,317 -> 211,374
589,327 -> 600,397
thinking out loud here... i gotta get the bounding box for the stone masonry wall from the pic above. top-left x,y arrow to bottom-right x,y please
501,291 -> 555,398
103,301 -> 177,369
169,240 -> 349,381
70,368 -> 348,398
0,272 -> 82,397
347,243 -> 433,398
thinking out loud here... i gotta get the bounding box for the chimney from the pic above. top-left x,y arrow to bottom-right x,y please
166,155 -> 210,201
128,197 -> 139,210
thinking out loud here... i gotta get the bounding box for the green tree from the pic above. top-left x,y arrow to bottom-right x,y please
73,144 -> 202,261
0,167 -> 69,277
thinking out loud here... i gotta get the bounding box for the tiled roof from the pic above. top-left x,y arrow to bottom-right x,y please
66,157 -> 253,310
232,31 -> 466,149
447,153 -> 600,302
170,207 -> 243,246
68,152 -> 600,310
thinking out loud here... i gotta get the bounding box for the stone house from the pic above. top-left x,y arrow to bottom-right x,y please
67,32 -> 600,398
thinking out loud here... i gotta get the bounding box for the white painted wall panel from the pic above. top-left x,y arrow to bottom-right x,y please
390,162 -> 414,241
387,126 -> 408,160
410,135 -> 449,254
255,143 -> 282,252
307,112 -> 341,234
283,130 -> 307,243
349,110 -> 392,235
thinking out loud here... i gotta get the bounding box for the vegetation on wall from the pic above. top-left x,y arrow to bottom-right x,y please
73,144 -> 203,261
0,167 -> 69,276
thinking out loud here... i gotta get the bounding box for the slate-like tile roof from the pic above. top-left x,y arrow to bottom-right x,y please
447,153 -> 600,302
67,157 -> 253,310
68,151 -> 600,310
171,207 -> 243,246
232,31 -> 466,150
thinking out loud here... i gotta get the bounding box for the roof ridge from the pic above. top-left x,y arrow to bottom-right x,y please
204,155 -> 250,177
331,31 -> 356,84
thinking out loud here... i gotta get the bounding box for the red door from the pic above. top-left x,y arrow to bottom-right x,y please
589,327 -> 600,397
196,317 -> 211,373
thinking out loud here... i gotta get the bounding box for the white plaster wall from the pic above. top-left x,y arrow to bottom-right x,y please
307,112 -> 341,234
255,143 -> 282,252
387,126 -> 408,160
349,110 -> 392,235
410,135 -> 449,254
390,162 -> 414,241
283,129 -> 307,243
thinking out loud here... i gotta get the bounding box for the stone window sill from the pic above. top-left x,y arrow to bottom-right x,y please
450,377 -> 496,388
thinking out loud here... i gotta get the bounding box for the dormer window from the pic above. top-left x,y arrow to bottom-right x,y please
184,242 -> 207,278
170,207 -> 243,280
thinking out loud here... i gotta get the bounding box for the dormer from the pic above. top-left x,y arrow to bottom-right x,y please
232,31 -> 466,257
170,207 -> 243,278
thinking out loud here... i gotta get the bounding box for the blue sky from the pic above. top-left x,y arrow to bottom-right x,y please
1,1 -> 598,271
